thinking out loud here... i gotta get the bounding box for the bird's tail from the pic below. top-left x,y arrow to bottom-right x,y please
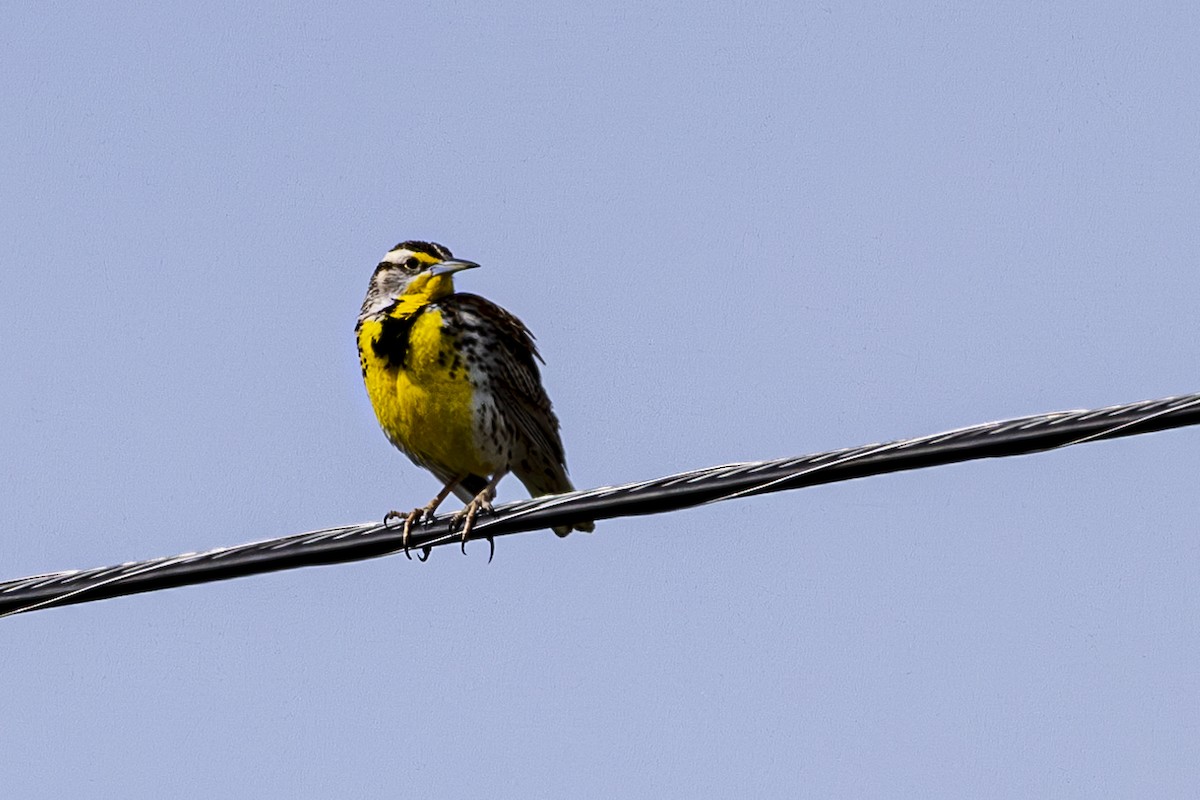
517,460 -> 595,537
553,519 -> 595,537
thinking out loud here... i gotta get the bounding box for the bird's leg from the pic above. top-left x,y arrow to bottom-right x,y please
452,471 -> 507,561
384,475 -> 466,561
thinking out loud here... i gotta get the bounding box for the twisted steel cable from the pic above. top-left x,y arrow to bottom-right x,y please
3,392 -> 1198,617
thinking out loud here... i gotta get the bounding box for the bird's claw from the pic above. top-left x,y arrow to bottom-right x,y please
384,507 -> 428,560
451,496 -> 495,559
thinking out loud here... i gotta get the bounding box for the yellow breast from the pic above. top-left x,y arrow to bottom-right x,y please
357,308 -> 494,476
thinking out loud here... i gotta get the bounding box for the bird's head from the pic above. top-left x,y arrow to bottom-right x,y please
359,240 -> 480,320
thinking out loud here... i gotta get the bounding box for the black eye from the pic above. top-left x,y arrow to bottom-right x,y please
402,256 -> 421,273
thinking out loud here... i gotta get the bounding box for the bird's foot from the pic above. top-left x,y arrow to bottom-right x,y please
451,490 -> 497,562
384,507 -> 433,562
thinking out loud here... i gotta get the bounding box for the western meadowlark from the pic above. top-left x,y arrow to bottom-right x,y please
356,240 -> 593,559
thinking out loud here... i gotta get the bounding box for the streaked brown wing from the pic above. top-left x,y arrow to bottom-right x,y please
440,293 -> 568,468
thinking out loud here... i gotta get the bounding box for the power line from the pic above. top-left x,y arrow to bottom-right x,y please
3,391 -> 1199,618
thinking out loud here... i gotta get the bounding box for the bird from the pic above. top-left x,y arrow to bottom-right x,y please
355,240 -> 593,560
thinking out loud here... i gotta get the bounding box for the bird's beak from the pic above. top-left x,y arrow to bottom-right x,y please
429,259 -> 481,276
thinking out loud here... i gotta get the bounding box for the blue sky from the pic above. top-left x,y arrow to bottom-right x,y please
2,2 -> 1198,797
